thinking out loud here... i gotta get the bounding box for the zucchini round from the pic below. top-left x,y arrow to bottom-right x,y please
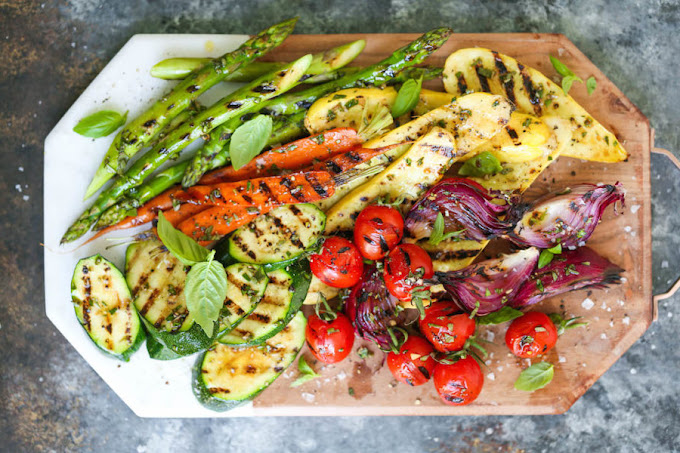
193,311 -> 307,412
71,254 -> 144,361
218,260 -> 311,346
228,204 -> 325,265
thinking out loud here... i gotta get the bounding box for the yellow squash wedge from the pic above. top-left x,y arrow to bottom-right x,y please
442,48 -> 628,163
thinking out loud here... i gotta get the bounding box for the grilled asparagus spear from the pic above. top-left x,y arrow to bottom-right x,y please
62,55 -> 312,244
84,18 -> 297,199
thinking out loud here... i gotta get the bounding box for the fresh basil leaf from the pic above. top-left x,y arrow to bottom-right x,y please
586,76 -> 597,95
156,211 -> 209,266
538,249 -> 554,269
546,243 -> 562,254
428,212 -> 464,246
458,151 -> 503,178
291,356 -> 320,387
184,251 -> 228,338
391,76 -> 423,118
549,56 -> 574,78
73,110 -> 127,138
514,362 -> 554,391
229,115 -> 273,170
477,306 -> 524,325
561,74 -> 583,95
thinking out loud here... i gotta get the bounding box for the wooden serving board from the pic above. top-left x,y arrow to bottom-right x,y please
251,33 -> 653,415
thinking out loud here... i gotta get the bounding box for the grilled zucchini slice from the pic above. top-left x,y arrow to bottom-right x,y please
217,263 -> 268,336
442,47 -> 628,162
193,311 -> 307,412
71,255 -> 145,361
218,260 -> 311,345
125,238 -> 213,357
228,204 -> 325,265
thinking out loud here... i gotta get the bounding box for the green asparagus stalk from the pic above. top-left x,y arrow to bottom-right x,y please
84,18 -> 297,199
150,59 -> 281,81
62,54 -> 312,244
178,26 -> 451,187
181,39 -> 366,187
151,59 -> 359,84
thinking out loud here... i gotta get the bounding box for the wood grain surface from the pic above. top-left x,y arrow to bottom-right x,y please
251,33 -> 652,415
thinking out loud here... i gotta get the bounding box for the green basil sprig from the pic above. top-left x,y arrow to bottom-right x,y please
73,110 -> 127,138
184,250 -> 228,337
458,151 -> 503,178
157,211 -> 209,266
549,56 -> 583,95
514,362 -> 554,391
156,212 -> 228,337
291,356 -> 320,387
477,306 -> 524,325
429,212 -> 465,246
230,115 -> 274,170
586,76 -> 597,95
391,76 -> 423,118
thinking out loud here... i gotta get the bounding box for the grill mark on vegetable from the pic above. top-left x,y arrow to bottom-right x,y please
82,274 -> 92,331
518,63 -> 543,116
346,151 -> 362,163
326,160 -> 343,175
231,234 -> 257,260
208,387 -> 231,395
270,215 -> 306,250
140,289 -> 160,317
506,127 -> 519,141
456,72 -> 468,93
474,66 -> 491,92
492,51 -> 517,105
305,173 -> 328,197
253,84 -> 277,93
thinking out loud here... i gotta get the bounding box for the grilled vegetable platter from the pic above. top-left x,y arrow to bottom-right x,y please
51,19 -> 649,416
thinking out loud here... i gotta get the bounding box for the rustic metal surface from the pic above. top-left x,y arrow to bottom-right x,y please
1,0 -> 679,451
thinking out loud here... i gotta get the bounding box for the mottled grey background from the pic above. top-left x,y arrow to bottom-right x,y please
1,0 -> 679,452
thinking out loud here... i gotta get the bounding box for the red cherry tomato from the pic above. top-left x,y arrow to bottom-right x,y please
419,301 -> 476,353
305,313 -> 355,364
386,335 -> 436,386
309,237 -> 364,288
353,205 -> 404,260
505,311 -> 558,358
384,243 -> 434,301
433,356 -> 484,406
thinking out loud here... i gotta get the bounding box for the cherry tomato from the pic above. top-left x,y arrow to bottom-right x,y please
505,311 -> 558,358
305,313 -> 355,364
386,335 -> 436,386
419,301 -> 476,353
384,243 -> 434,301
309,237 -> 364,288
433,356 -> 484,406
353,205 -> 404,260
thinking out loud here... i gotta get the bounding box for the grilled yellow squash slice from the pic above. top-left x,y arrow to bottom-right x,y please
305,88 -> 459,135
442,48 -> 628,163
325,93 -> 514,233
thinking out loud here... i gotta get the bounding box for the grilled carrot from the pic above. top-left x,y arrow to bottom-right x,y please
307,143 -> 402,175
198,127 -> 362,185
162,203 -> 211,226
187,171 -> 337,209
177,206 -> 264,242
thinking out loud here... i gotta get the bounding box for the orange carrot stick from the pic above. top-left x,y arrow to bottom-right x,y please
162,203 -> 211,227
198,127 -> 362,185
307,143 -> 402,175
177,206 -> 264,242
186,171 -> 336,209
